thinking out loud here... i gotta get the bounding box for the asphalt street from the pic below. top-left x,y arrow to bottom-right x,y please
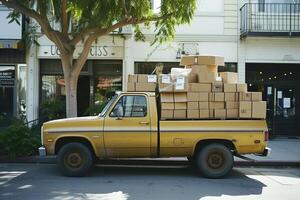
0,163 -> 299,200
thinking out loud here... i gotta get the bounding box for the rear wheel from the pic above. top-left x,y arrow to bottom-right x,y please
57,142 -> 93,177
195,143 -> 233,178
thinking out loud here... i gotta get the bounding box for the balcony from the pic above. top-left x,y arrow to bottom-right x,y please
240,3 -> 300,38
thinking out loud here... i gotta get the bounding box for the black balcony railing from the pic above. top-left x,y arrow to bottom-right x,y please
240,3 -> 300,37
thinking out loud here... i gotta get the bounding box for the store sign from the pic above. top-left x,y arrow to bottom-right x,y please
0,71 -> 15,87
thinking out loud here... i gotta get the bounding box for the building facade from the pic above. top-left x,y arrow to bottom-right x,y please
13,0 -> 300,137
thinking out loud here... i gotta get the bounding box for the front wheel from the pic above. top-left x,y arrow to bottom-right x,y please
57,142 -> 93,177
195,143 -> 233,178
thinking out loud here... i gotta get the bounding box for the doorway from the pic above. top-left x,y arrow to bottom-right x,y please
77,76 -> 90,116
0,66 -> 15,118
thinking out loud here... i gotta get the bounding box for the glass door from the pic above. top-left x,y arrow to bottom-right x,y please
0,66 -> 15,119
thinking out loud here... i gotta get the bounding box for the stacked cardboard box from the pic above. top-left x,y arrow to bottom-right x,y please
127,74 -> 157,92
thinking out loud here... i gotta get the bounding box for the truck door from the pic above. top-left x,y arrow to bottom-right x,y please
103,94 -> 151,157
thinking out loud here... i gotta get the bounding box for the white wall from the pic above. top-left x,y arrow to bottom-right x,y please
0,6 -> 22,39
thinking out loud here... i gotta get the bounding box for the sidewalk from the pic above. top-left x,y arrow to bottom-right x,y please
1,138 -> 300,167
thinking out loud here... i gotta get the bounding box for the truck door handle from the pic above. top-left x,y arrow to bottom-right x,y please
139,121 -> 149,125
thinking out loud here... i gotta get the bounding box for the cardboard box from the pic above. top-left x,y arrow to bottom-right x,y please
199,92 -> 209,102
199,109 -> 210,119
209,102 -> 225,109
127,83 -> 135,91
212,81 -> 223,92
224,93 -> 237,101
213,92 -> 225,102
187,92 -> 200,101
188,73 -> 198,83
199,102 -> 209,109
239,102 -> 252,118
188,83 -> 199,92
227,109 -> 239,119
138,74 -> 157,83
219,72 -> 238,84
198,71 -> 216,83
188,65 -> 218,74
135,83 -> 156,91
224,84 -> 237,92
251,92 -> 262,101
236,83 -> 247,92
199,83 -> 212,92
161,102 -> 174,110
214,109 -> 226,119
174,110 -> 186,119
180,55 -> 224,66
174,83 -> 188,92
161,93 -> 174,102
159,83 -> 173,92
174,93 -> 187,102
161,110 -> 173,119
175,102 -> 187,109
188,102 -> 199,109
226,101 -> 239,109
128,74 -> 138,83
252,101 -> 266,119
159,74 -> 172,84
239,92 -> 252,101
187,109 -> 199,119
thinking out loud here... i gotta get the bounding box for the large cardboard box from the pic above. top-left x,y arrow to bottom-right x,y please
174,93 -> 187,102
224,93 -> 237,101
161,110 -> 173,119
188,73 -> 198,83
236,83 -> 247,92
174,110 -> 186,119
188,83 -> 200,92
187,92 -> 200,101
219,72 -> 238,84
127,83 -> 135,91
224,84 -> 237,92
199,83 -> 212,92
239,92 -> 252,101
198,71 -> 216,83
199,92 -> 209,101
128,74 -> 138,83
138,74 -> 157,83
199,102 -> 209,109
214,109 -> 226,119
161,93 -> 174,102
174,83 -> 188,92
199,109 -> 210,119
135,83 -> 156,91
213,92 -> 225,102
180,55 -> 224,66
187,109 -> 199,119
209,102 -> 225,109
175,102 -> 187,109
188,102 -> 199,109
252,101 -> 266,119
159,74 -> 172,84
226,101 -> 239,109
239,102 -> 252,118
188,65 -> 218,74
251,92 -> 263,101
226,109 -> 239,118
161,102 -> 174,110
159,83 -> 173,92
212,81 -> 223,92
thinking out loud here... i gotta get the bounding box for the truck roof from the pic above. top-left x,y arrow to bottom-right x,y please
117,91 -> 156,97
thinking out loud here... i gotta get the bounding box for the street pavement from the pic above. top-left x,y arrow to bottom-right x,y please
0,163 -> 300,200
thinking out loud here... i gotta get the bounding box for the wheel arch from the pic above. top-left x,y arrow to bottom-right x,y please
193,138 -> 236,156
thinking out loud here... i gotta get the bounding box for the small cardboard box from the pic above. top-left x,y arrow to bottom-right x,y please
219,72 -> 238,84
180,55 -> 224,66
199,83 -> 212,92
188,102 -> 199,109
174,93 -> 187,102
239,102 -> 252,118
213,92 -> 225,102
251,92 -> 262,101
188,83 -> 200,92
199,92 -> 209,102
236,83 -> 247,92
161,102 -> 174,110
226,109 -> 239,119
224,93 -> 237,101
159,83 -> 173,92
224,84 -> 237,92
198,71 -> 216,83
212,81 -> 223,92
214,109 -> 226,119
252,101 -> 266,119
160,93 -> 174,102
135,83 -> 156,91
226,101 -> 239,109
187,109 -> 199,119
175,102 -> 187,109
138,74 -> 157,83
174,83 -> 188,92
128,74 -> 138,83
209,102 -> 225,109
199,109 -> 210,119
199,102 -> 209,109
127,83 -> 135,91
239,92 -> 252,101
161,110 -> 173,119
187,92 -> 200,101
159,74 -> 172,84
174,110 -> 186,119
188,73 -> 198,83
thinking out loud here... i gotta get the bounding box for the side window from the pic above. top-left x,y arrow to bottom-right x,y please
110,95 -> 147,117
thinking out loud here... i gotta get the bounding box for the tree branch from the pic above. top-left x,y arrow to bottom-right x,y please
61,0 -> 69,37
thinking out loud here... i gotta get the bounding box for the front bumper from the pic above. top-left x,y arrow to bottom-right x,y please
38,146 -> 46,157
256,147 -> 271,157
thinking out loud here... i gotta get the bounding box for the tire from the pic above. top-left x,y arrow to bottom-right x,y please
195,143 -> 233,179
57,142 -> 93,177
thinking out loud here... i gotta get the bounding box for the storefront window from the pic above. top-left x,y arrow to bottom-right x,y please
41,75 -> 65,102
218,63 -> 237,72
0,66 -> 15,118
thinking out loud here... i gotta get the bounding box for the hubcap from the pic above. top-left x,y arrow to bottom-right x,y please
207,152 -> 224,169
65,152 -> 83,168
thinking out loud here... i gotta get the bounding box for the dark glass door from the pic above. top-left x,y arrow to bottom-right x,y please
77,76 -> 90,116
0,87 -> 14,117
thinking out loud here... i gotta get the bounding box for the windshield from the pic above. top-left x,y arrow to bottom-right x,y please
98,95 -> 117,117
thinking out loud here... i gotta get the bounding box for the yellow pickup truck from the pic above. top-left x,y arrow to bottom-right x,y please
39,92 -> 270,178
